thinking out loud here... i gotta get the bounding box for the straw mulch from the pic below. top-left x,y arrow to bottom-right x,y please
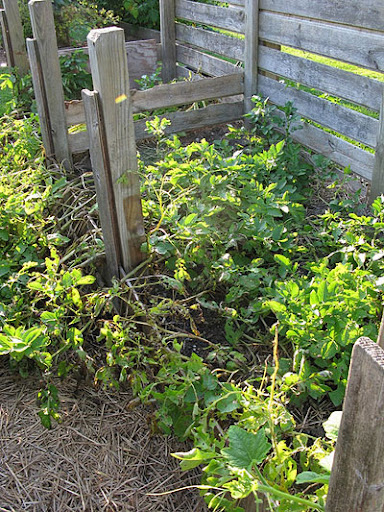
0,360 -> 208,512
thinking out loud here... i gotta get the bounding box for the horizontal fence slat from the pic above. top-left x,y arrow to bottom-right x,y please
68,130 -> 88,154
176,23 -> 245,61
259,12 -> 384,72
258,75 -> 379,148
176,44 -> 242,76
227,0 -> 245,6
65,100 -> 86,126
260,0 -> 384,33
58,40 -> 159,87
134,101 -> 244,140
176,0 -> 245,33
131,73 -> 244,113
259,46 -> 383,112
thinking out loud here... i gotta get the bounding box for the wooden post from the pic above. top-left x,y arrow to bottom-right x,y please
1,0 -> 29,74
244,0 -> 259,118
87,27 -> 145,273
369,86 -> 384,202
82,89 -> 121,282
160,0 -> 176,83
28,0 -> 72,169
326,337 -> 384,512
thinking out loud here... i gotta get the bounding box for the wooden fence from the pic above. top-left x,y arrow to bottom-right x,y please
0,0 -> 29,74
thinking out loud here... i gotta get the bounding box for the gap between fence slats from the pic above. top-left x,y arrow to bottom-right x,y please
175,0 -> 245,34
258,74 -> 379,148
259,11 -> 384,73
259,46 -> 382,113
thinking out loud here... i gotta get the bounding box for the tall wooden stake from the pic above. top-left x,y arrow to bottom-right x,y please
160,0 -> 176,83
1,0 -> 29,74
87,27 -> 145,274
244,0 -> 259,119
369,86 -> 384,202
326,337 -> 384,512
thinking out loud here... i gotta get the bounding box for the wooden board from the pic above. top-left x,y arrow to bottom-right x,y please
0,9 -> 13,68
176,23 -> 245,62
3,0 -> 29,74
325,337 -> 384,512
58,40 -> 159,89
259,46 -> 383,113
160,0 -> 177,82
260,0 -> 384,33
176,44 -> 242,76
131,73 -> 244,113
119,21 -> 161,43
65,100 -> 86,127
370,88 -> 384,199
244,0 -> 259,115
258,74 -> 379,149
176,0 -> 245,34
259,11 -> 384,72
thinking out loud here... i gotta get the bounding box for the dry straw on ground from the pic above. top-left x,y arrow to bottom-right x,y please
0,360 -> 207,512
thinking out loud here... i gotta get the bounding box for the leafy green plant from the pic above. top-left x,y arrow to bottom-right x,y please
60,50 -> 92,100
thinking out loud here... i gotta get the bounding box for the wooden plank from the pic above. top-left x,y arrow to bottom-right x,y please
259,11 -> 384,72
260,0 -> 384,33
58,40 -> 159,89
87,27 -> 145,272
160,0 -> 177,82
3,0 -> 29,74
131,73 -> 244,113
258,75 -> 379,149
227,0 -> 245,6
28,0 -> 72,169
244,0 -> 259,115
26,38 -> 54,158
68,130 -> 89,154
176,44 -> 242,76
176,24 -> 245,62
325,337 -> 384,512
65,100 -> 86,127
118,21 -> 161,43
176,0 -> 245,34
259,46 -> 383,113
369,87 -> 384,200
0,9 -> 13,67
81,89 -> 121,282
134,101 -> 244,140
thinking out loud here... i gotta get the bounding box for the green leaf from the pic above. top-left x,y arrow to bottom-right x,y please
222,426 -> 271,469
323,411 -> 342,440
296,471 -> 330,485
172,448 -> 217,470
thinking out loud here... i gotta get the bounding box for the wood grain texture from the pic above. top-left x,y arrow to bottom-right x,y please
82,89 -> 121,282
259,46 -> 383,113
131,73 -> 244,112
87,27 -> 145,272
119,21 -> 161,43
28,0 -> 71,168
258,75 -> 379,148
176,0 -> 245,33
26,38 -> 54,158
259,11 -> 384,72
244,0 -> 259,115
160,0 -> 177,82
176,44 -> 242,76
325,337 -> 384,512
176,23 -> 245,61
0,9 -> 13,68
369,87 -> 384,201
2,0 -> 29,74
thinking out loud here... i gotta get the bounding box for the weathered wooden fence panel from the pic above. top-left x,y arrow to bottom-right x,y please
1,0 -> 29,74
370,88 -> 384,201
325,337 -> 384,512
175,0 -> 245,33
160,0 -> 176,82
176,45 -> 241,77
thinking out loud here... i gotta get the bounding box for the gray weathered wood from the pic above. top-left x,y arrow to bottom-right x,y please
119,21 -> 161,43
58,40 -> 159,89
259,46 -> 383,113
259,11 -> 384,72
82,89 -> 121,282
244,0 -> 259,116
26,38 -> 54,158
377,310 -> 384,351
131,73 -> 244,113
0,9 -> 13,68
28,0 -> 72,168
175,0 -> 245,34
65,100 -> 86,127
258,75 -> 379,149
134,101 -> 244,140
87,27 -> 145,273
160,0 -> 176,82
325,337 -> 384,512
369,87 -> 384,201
176,44 -> 242,77
176,24 -> 245,62
2,0 -> 29,74
260,0 -> 384,33
68,130 -> 89,154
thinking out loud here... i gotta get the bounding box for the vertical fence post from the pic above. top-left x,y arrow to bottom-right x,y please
244,0 -> 259,118
28,0 -> 72,169
160,0 -> 176,83
1,0 -> 29,74
369,86 -> 384,202
86,27 -> 145,274
325,337 -> 384,512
